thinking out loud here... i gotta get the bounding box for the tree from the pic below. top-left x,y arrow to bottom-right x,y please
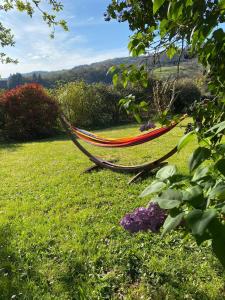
106,0 -> 225,95
37,74 -> 43,84
106,0 -> 225,267
0,83 -> 59,140
0,0 -> 68,64
32,73 -> 38,82
7,73 -> 24,89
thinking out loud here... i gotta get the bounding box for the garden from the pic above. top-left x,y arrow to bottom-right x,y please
0,0 -> 225,299
0,120 -> 224,299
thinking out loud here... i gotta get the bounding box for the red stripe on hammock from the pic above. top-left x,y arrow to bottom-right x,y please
74,123 -> 177,148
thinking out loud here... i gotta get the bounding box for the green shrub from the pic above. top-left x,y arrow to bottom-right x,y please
0,83 -> 59,141
174,79 -> 201,113
56,81 -> 129,128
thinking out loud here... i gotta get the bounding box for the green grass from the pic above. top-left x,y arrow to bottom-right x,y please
0,121 -> 224,299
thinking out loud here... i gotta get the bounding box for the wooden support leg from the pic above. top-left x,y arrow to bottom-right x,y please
128,162 -> 168,184
82,159 -> 119,174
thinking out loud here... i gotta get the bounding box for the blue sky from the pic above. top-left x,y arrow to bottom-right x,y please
0,0 -> 131,78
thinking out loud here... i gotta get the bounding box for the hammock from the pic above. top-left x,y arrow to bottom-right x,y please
60,115 -> 186,178
71,117 -> 183,148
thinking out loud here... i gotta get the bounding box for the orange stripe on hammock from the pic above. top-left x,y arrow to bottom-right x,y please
72,123 -> 178,148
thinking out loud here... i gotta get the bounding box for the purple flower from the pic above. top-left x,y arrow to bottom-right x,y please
147,202 -> 167,232
139,121 -> 156,132
120,202 -> 166,234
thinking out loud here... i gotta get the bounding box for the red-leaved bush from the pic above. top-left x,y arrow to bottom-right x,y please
0,83 -> 59,141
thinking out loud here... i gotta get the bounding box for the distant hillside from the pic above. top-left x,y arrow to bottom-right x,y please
22,56 -> 148,86
4,53 -> 203,89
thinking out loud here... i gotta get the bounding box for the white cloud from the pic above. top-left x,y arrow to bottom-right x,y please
0,47 -> 129,77
0,15 -> 129,77
74,16 -> 105,27
0,2 -> 130,78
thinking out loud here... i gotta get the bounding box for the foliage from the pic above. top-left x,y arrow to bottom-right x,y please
0,83 -> 59,141
173,79 -> 201,113
55,81 -> 131,128
7,73 -> 24,89
0,124 -> 224,299
121,99 -> 225,266
107,0 -> 225,267
151,78 -> 177,115
137,117 -> 225,266
7,72 -> 45,89
119,94 -> 149,123
0,0 -> 68,63
118,77 -> 201,122
106,0 -> 225,95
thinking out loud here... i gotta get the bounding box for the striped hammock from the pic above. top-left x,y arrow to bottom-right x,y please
71,116 -> 185,148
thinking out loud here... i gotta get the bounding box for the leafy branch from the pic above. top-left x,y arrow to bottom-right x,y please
0,0 -> 68,64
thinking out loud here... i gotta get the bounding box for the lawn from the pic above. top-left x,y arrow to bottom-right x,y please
0,121 -> 224,299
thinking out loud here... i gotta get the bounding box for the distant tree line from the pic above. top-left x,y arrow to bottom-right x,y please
6,73 -> 45,89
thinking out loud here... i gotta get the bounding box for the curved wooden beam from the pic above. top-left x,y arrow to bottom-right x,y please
60,115 -> 178,173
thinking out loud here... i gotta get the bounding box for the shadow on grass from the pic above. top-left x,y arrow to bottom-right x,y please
0,135 -> 69,149
0,123 -> 140,149
0,142 -> 22,152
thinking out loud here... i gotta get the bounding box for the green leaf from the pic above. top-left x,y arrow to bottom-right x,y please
177,131 -> 195,152
141,78 -> 148,88
212,237 -> 225,268
107,66 -> 116,75
156,165 -> 177,180
216,122 -> 225,135
215,159 -> 225,176
162,212 -> 184,236
222,205 -> 225,214
189,147 -> 211,172
208,218 -> 225,268
159,19 -> 168,38
153,189 -> 183,209
209,182 -> 225,199
133,113 -> 142,124
139,101 -> 148,109
112,73 -> 118,86
183,185 -> 202,198
206,121 -> 225,134
183,185 -> 205,209
186,209 -> 217,236
123,77 -> 128,88
140,181 -> 166,198
186,0 -> 193,6
216,144 -> 225,154
153,0 -> 166,14
213,28 -> 225,40
219,0 -> 225,9
166,45 -> 177,59
192,166 -> 209,182
170,2 -> 183,20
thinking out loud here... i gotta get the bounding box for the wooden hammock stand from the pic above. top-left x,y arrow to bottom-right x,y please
60,115 -> 178,183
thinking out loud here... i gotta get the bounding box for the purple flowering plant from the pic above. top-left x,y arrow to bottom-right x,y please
139,121 -> 156,132
120,202 -> 167,234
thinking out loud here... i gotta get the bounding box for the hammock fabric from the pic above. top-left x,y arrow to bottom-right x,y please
71,116 -> 185,148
